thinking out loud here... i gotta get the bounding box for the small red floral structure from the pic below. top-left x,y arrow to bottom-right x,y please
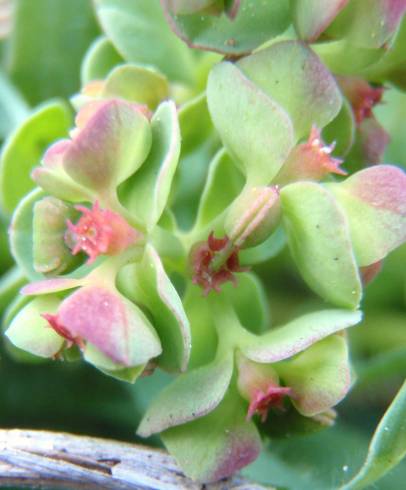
42,313 -> 84,350
65,201 -> 138,264
247,384 -> 293,422
191,232 -> 246,295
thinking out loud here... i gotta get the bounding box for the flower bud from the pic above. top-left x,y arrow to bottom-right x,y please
225,186 -> 281,249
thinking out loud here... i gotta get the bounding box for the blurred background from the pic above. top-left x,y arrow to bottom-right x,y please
0,1 -> 405,488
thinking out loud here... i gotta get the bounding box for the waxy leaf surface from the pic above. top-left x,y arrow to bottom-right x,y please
277,334 -> 351,416
238,41 -> 342,139
94,0 -> 195,83
133,245 -> 191,372
57,286 -> 162,367
162,0 -> 290,55
241,309 -> 362,363
281,181 -> 362,308
0,101 -> 71,214
328,0 -> 406,49
6,296 -> 64,358
124,101 -> 180,230
102,64 -> 169,109
341,380 -> 406,489
292,0 -> 349,42
63,99 -> 152,193
137,352 -> 233,437
161,386 -> 261,483
207,61 -> 294,185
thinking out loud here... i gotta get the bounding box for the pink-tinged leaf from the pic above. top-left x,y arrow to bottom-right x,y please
161,387 -> 261,483
137,353 -> 233,437
21,277 -> 82,296
292,0 -> 349,42
55,286 -> 162,366
277,334 -> 351,416
328,0 -> 406,48
5,297 -> 64,358
241,309 -> 362,363
326,165 -> 406,266
32,140 -> 92,202
62,99 -> 152,193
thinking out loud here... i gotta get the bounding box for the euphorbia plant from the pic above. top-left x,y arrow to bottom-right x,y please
1,0 -> 406,487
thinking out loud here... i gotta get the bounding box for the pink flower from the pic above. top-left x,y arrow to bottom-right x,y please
65,201 -> 139,264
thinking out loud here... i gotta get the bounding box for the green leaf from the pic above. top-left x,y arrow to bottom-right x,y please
327,0 -> 406,49
207,61 -> 294,185
194,148 -> 244,230
183,284 -> 218,369
222,273 -> 270,335
0,100 -> 72,215
241,309 -> 362,363
326,165 -> 406,266
132,244 -> 191,372
84,343 -> 145,383
162,0 -> 290,55
5,296 -> 64,358
237,41 -> 342,140
32,197 -> 79,275
239,226 -> 286,265
9,187 -> 45,280
277,334 -> 351,416
6,0 -> 99,104
281,181 -> 362,308
161,385 -> 261,483
122,101 -> 180,230
341,380 -> 406,490
102,64 -> 169,109
137,352 -> 233,437
94,0 -> 195,84
81,36 -> 124,85
360,18 -> 406,86
312,39 -> 385,76
291,0 -> 349,42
